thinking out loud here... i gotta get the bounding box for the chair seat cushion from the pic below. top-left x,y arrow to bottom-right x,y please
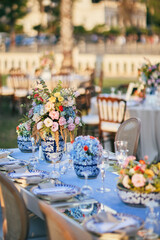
82,114 -> 99,125
101,121 -> 120,132
27,211 -> 47,239
1,86 -> 14,96
14,89 -> 28,97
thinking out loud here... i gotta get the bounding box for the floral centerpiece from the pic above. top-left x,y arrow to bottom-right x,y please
40,51 -> 54,70
26,78 -> 82,161
70,135 -> 103,178
138,60 -> 160,92
16,120 -> 32,137
117,156 -> 160,206
16,120 -> 39,152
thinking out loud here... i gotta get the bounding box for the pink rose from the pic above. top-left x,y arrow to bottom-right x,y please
75,116 -> 80,125
51,122 -> 59,132
68,123 -> 75,131
49,110 -> 59,120
123,156 -> 136,168
122,175 -> 131,189
59,117 -> 67,126
132,174 -> 146,188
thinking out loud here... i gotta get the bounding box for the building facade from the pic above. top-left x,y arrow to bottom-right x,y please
72,0 -> 146,30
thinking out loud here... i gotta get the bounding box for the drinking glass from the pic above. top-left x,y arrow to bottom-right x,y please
65,142 -> 73,169
97,150 -> 110,193
143,201 -> 159,240
81,170 -> 93,197
49,153 -> 60,179
29,137 -> 38,167
114,141 -> 128,167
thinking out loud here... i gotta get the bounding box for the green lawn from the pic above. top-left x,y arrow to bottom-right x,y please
0,77 -> 136,148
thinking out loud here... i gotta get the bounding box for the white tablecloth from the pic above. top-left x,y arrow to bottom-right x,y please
89,95 -> 160,162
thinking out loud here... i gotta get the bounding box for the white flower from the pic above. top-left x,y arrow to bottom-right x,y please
37,121 -> 43,130
44,118 -> 53,127
33,113 -> 41,123
122,175 -> 131,189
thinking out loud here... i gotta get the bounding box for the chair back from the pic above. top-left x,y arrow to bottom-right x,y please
97,96 -> 126,125
115,117 -> 141,156
39,201 -> 92,240
0,172 -> 29,240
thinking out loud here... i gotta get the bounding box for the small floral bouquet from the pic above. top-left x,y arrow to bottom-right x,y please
27,79 -> 82,149
40,51 -> 54,70
138,60 -> 160,88
16,120 -> 32,137
70,135 -> 103,163
118,156 -> 160,193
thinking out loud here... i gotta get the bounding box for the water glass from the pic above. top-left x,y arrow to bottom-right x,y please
114,141 -> 128,167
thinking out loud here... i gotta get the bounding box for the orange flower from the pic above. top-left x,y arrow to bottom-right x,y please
71,140 -> 74,144
139,160 -> 145,165
16,126 -> 19,130
144,169 -> 154,178
84,145 -> 88,151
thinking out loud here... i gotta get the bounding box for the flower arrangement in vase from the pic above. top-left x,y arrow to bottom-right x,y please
16,120 -> 39,152
138,60 -> 160,93
70,135 -> 103,178
40,51 -> 54,71
26,78 -> 82,161
117,155 -> 160,206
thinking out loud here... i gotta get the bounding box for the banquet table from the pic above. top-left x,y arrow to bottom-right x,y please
3,148 -> 160,239
89,94 -> 160,163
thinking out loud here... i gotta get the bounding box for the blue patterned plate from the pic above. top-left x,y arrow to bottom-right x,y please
31,184 -> 80,202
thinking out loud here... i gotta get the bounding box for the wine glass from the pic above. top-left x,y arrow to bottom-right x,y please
142,201 -> 159,240
80,170 -> 93,197
79,202 -> 94,223
96,150 -> 110,193
65,142 -> 73,170
49,153 -> 60,179
29,137 -> 38,167
114,141 -> 128,168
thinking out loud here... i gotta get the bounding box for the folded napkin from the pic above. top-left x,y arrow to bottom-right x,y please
0,158 -> 19,166
34,184 -> 76,202
35,188 -> 74,202
87,212 -> 139,236
0,163 -> 24,172
15,176 -> 43,187
0,150 -> 11,159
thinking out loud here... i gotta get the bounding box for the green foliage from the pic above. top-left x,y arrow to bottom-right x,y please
0,0 -> 28,32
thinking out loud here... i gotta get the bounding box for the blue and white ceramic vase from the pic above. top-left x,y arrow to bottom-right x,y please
117,183 -> 160,206
17,135 -> 39,153
73,156 -> 100,179
41,135 -> 64,162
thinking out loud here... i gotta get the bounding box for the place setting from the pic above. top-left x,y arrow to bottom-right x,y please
83,211 -> 144,238
31,182 -> 81,203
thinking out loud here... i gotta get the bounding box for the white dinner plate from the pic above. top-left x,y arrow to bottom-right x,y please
84,212 -> 143,236
31,184 -> 80,202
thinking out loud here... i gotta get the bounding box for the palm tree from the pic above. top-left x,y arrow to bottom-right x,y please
118,0 -> 137,27
60,0 -> 73,73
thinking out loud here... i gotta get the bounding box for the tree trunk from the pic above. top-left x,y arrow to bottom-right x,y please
60,0 -> 74,73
